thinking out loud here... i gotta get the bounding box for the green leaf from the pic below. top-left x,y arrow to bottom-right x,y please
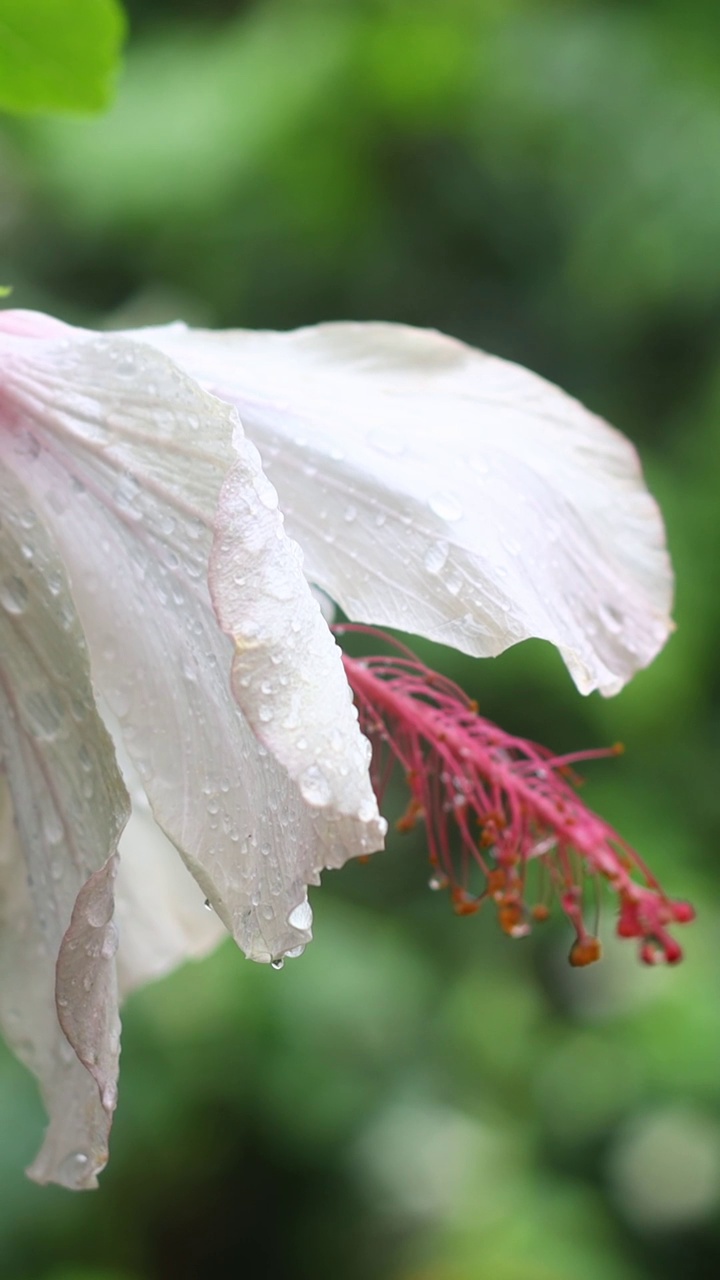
0,0 -> 125,116
0,286 -> 12,297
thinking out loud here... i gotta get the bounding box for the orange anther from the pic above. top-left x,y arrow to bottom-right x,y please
498,901 -> 529,937
452,889 -> 480,916
486,868 -> 506,899
396,798 -> 424,833
568,936 -> 602,967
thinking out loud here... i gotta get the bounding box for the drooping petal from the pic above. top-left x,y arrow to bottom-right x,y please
0,464 -> 129,1188
138,321 -> 672,696
0,323 -> 384,964
113,744 -> 227,998
210,438 -> 380,816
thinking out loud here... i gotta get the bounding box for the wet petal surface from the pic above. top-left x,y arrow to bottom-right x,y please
142,321 -> 673,696
0,465 -> 128,1188
0,327 -> 383,964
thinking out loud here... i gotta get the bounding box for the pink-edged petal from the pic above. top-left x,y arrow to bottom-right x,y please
0,324 -> 384,964
139,322 -> 672,696
0,464 -> 128,1189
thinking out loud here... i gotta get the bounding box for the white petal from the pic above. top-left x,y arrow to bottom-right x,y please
139,322 -> 673,695
0,465 -> 128,1189
113,745 -> 227,998
211,436 -> 379,816
0,325 -> 384,965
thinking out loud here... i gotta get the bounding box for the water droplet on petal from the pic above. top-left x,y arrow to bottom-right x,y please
598,603 -> 624,634
116,354 -> 136,377
102,1082 -> 118,1111
288,898 -> 313,931
271,958 -> 285,970
23,689 -> 64,741
59,1151 -> 90,1186
358,797 -> 379,824
0,575 -> 28,614
428,491 -> 464,522
299,764 -> 332,807
100,923 -> 119,960
424,540 -> 450,575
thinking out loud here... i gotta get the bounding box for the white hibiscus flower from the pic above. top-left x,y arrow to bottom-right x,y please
0,309 -> 689,1190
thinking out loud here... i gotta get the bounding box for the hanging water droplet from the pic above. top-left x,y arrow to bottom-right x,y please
204,898 -> 213,911
271,958 -> 285,970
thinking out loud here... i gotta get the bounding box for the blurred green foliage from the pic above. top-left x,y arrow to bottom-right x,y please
0,0 -> 125,115
1,0 -> 719,1277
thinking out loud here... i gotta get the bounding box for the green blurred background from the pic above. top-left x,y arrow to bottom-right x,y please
1,0 -> 719,1276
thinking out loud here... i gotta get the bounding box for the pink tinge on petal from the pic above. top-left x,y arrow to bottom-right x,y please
56,855 -> 121,1124
0,309 -> 73,339
338,627 -> 694,966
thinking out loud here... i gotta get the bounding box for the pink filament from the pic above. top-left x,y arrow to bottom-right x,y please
338,627 -> 694,966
